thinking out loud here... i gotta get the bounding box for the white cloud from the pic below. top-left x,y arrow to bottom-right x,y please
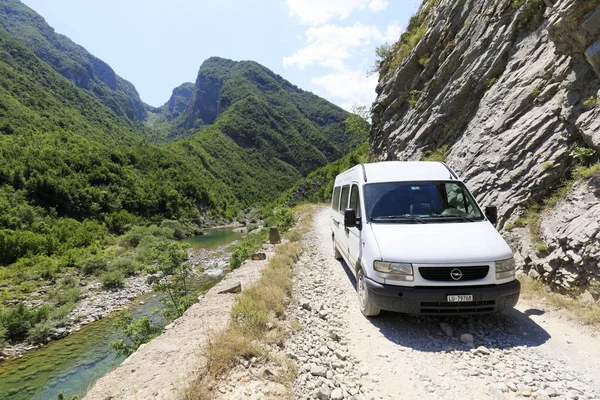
312,70 -> 379,110
384,21 -> 402,43
285,0 -> 389,26
283,22 -> 391,70
368,0 -> 389,12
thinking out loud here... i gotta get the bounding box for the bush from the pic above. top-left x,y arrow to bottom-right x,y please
160,220 -> 189,239
230,229 -> 269,269
136,235 -> 171,263
0,303 -> 50,341
266,207 -> 295,233
81,255 -> 109,275
50,286 -> 81,306
111,257 -> 141,276
27,319 -> 55,343
121,225 -> 175,248
101,270 -> 125,290
286,230 -> 303,243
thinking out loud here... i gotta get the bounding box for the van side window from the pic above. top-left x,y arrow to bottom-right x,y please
332,187 -> 341,211
349,184 -> 361,219
339,185 -> 350,213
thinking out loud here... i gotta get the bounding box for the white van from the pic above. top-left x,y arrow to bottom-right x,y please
331,161 -> 520,316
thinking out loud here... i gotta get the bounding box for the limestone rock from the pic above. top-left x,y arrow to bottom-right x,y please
218,282 -> 242,294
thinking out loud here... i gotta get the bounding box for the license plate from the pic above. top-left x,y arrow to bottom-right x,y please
447,295 -> 473,302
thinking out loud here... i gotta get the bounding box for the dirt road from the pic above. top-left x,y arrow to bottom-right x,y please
288,208 -> 600,400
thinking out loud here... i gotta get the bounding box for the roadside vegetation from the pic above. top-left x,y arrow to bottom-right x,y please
185,205 -> 315,400
505,144 -> 598,253
520,275 -> 600,326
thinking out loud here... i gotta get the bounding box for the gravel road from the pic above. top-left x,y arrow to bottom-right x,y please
287,208 -> 600,400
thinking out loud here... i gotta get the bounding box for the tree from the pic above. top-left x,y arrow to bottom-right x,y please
343,105 -> 371,138
145,242 -> 194,319
109,311 -> 160,357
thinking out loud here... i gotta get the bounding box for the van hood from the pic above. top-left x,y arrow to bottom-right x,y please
369,221 -> 512,264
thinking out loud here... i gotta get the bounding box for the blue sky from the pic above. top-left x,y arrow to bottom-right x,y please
21,0 -> 422,110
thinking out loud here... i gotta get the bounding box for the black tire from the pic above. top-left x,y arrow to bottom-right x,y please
333,237 -> 343,260
357,268 -> 380,317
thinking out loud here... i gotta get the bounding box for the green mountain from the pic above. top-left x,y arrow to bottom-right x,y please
0,0 -> 147,123
149,57 -> 364,203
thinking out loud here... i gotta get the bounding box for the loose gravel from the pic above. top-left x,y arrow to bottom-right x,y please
286,208 -> 600,400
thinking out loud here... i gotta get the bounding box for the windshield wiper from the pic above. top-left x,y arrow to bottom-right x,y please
371,215 -> 427,224
438,215 -> 475,222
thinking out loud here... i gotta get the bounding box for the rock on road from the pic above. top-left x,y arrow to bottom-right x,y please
287,208 -> 600,400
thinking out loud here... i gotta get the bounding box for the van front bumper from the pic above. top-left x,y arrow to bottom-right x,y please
365,278 -> 520,315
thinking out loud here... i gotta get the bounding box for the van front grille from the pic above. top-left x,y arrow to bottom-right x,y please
418,266 -> 489,282
420,300 -> 495,314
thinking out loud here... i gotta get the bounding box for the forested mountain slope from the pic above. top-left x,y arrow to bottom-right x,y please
371,0 -> 600,297
0,0 -> 147,123
150,57 -> 365,202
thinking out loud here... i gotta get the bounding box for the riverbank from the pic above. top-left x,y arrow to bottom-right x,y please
0,228 -> 244,362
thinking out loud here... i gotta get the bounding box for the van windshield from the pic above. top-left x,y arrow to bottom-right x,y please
364,181 -> 484,223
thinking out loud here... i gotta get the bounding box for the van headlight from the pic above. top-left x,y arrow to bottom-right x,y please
374,261 -> 414,281
495,258 -> 515,279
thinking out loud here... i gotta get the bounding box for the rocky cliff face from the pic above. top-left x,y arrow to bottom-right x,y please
372,0 -> 600,298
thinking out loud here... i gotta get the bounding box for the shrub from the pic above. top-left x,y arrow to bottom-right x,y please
273,207 -> 296,233
110,312 -> 160,357
160,220 -> 189,239
101,270 -> 125,290
583,96 -> 598,111
286,229 -> 303,243
421,144 -> 449,162
111,257 -> 141,276
50,286 -> 81,306
81,255 -> 109,275
408,90 -> 421,106
230,229 -> 269,269
0,303 -> 50,341
136,235 -> 171,263
27,319 -> 55,343
120,225 -> 175,248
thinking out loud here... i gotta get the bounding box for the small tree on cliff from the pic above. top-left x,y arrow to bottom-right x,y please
343,104 -> 371,138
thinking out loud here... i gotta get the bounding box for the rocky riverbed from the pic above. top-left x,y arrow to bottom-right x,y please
0,237 -> 237,361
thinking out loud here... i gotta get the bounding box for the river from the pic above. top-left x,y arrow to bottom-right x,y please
0,228 -> 243,400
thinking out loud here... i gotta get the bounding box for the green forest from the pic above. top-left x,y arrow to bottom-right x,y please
0,0 -> 365,345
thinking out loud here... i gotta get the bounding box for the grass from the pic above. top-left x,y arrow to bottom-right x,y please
520,275 -> 600,326
421,144 -> 448,162
377,0 -> 438,76
184,205 -> 315,399
582,96 -> 598,111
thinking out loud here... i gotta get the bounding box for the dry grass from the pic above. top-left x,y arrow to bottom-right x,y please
520,275 -> 600,326
185,205 -> 313,400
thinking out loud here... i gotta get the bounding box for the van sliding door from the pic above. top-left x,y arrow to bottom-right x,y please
347,184 -> 362,268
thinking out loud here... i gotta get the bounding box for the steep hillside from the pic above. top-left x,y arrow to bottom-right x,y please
160,57 -> 363,164
148,57 -> 365,202
0,28 -> 243,261
0,0 -> 147,122
372,0 -> 600,297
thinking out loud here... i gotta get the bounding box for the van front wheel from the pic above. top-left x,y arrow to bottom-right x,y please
357,269 -> 380,317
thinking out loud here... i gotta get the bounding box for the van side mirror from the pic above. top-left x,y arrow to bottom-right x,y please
344,209 -> 361,229
485,206 -> 498,225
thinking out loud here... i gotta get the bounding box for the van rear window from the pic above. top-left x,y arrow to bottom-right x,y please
332,187 -> 341,211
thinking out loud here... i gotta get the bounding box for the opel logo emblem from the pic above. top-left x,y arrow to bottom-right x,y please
450,269 -> 463,280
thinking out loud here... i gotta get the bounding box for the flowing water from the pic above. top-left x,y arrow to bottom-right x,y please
0,228 -> 242,400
